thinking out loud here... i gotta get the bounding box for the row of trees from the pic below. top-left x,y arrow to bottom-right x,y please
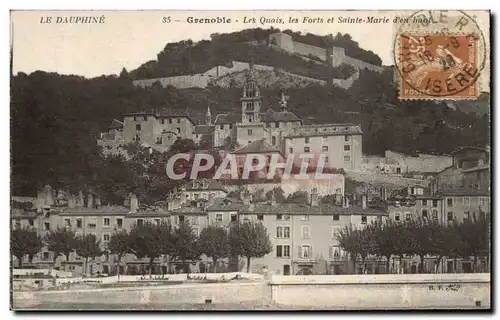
11,221 -> 272,278
337,214 -> 490,274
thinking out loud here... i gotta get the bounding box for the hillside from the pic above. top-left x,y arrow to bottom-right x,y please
129,28 -> 379,81
11,30 -> 490,197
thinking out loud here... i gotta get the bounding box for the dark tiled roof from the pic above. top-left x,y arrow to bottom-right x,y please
61,206 -> 130,216
260,109 -> 301,123
232,139 -> 281,154
109,119 -> 124,130
214,113 -> 241,124
463,166 -> 490,173
241,203 -> 388,216
193,125 -> 215,135
437,188 -> 490,197
207,198 -> 247,212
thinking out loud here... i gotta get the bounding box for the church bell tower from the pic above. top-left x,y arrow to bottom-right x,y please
241,61 -> 262,124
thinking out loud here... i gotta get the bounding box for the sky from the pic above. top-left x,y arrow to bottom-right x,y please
11,10 -> 490,89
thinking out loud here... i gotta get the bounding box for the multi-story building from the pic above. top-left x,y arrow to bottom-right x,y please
97,64 -> 362,171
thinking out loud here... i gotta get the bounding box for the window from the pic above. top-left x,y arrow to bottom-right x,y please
103,218 -> 110,226
42,252 -> 50,260
64,218 -> 71,227
304,147 -> 310,153
344,135 -> 350,142
301,226 -> 310,239
322,146 -> 328,152
248,129 -> 253,135
231,214 -> 237,222
156,137 -> 163,144
395,212 -> 401,221
447,198 -> 453,207
344,156 -> 351,162
161,119 -> 165,124
283,215 -> 290,221
176,128 -> 181,134
192,216 -> 199,225
283,245 -> 290,258
154,219 -> 161,225
168,119 -> 172,124
322,136 -> 328,144
88,218 -> 97,228
432,209 -> 439,221
479,198 -> 487,207
143,116 -> 147,121
276,227 -> 283,238
301,215 -> 309,221
405,213 -> 411,221
220,124 -> 223,129
445,211 -> 453,221
329,245 -> 341,259
116,218 -> 123,228
103,234 -> 110,242
179,215 -> 185,223
361,216 -> 367,224
137,219 -> 144,226
275,122 -> 279,128
28,219 -> 34,226
229,124 -> 233,129
284,227 -> 290,238
422,199 -> 428,206
44,222 -> 50,230
257,214 -> 264,221
432,200 -> 438,207
331,226 -> 341,239
14,219 -> 21,229
305,137 -> 310,144
332,214 -> 340,221
76,218 -> 82,228
276,245 -> 283,258
276,245 -> 290,258
177,119 -> 181,124
289,148 -> 293,154
272,136 -> 276,145
215,214 -> 223,223
463,197 -> 470,206
344,145 -> 351,151
136,124 -> 141,131
422,209 -> 428,218
276,214 -> 282,220
464,211 -> 470,220
300,245 -> 311,259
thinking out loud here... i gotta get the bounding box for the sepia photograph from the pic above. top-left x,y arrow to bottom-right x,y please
9,9 -> 491,311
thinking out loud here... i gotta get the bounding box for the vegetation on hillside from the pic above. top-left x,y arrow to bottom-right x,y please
11,32 -> 489,197
130,28 -> 376,80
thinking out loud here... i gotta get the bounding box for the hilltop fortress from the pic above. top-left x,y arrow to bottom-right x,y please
133,32 -> 382,91
268,32 -> 382,73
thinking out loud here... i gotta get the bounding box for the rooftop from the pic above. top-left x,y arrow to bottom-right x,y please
108,119 -> 124,130
232,139 -> 282,154
437,188 -> 490,197
183,179 -> 227,192
193,125 -> 215,135
240,203 -> 388,216
60,206 -> 130,216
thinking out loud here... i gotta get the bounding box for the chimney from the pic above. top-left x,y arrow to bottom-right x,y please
95,196 -> 101,208
310,188 -> 318,206
77,191 -> 84,207
87,194 -> 94,208
44,185 -> 54,206
67,195 -> 75,209
335,194 -> 342,206
343,195 -> 350,209
362,194 -> 367,209
130,194 -> 138,213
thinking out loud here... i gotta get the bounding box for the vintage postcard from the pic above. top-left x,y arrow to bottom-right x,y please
10,10 -> 491,311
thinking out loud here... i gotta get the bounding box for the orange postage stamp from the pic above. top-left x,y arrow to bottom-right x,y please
397,34 -> 479,99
